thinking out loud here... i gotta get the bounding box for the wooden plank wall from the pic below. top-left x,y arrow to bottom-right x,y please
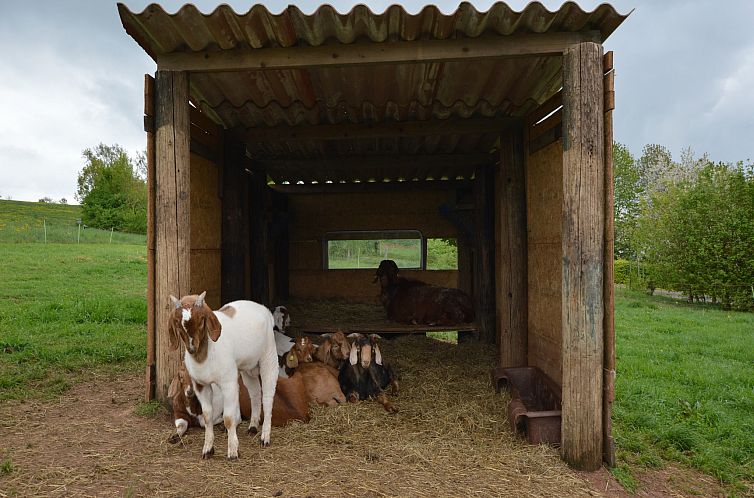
287,189 -> 460,303
190,151 -> 222,309
525,139 -> 564,386
144,75 -> 156,401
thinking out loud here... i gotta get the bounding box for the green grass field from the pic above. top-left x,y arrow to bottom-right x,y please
0,243 -> 147,400
613,287 -> 754,493
0,199 -> 146,244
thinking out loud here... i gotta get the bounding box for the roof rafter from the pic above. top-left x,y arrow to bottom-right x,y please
242,116 -> 522,143
256,153 -> 494,171
156,32 -> 600,73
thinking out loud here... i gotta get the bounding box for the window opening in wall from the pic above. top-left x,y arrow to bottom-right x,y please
426,238 -> 458,270
325,230 -> 422,269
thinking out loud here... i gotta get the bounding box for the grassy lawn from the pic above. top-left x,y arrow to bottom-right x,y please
0,199 -> 146,244
613,286 -> 754,493
0,243 -> 147,400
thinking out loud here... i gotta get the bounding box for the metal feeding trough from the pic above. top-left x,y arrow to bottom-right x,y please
490,366 -> 562,446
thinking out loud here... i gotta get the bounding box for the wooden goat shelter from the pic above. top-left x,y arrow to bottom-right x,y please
119,1 -> 627,471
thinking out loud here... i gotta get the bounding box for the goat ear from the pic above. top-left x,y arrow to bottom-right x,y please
285,349 -> 299,369
195,291 -> 206,308
167,376 -> 180,398
349,344 -> 359,365
374,345 -> 383,366
167,313 -> 181,351
205,311 -> 222,342
170,295 -> 181,309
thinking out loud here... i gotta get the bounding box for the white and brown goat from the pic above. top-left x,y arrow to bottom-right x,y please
168,292 -> 278,460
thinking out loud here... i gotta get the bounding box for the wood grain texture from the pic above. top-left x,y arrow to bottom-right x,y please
526,139 -> 564,386
561,42 -> 605,471
603,50 -> 617,467
154,70 -> 191,404
496,127 -> 528,367
144,74 -> 156,402
474,165 -> 497,344
221,137 -> 247,304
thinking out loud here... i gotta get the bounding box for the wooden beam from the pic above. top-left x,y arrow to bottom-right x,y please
474,164 -> 497,344
249,169 -> 269,306
269,179 -> 472,195
144,74 -> 156,402
244,117 -> 521,143
257,153 -> 495,171
221,137 -> 247,304
561,42 -> 605,471
157,32 -> 600,73
602,50 -> 617,468
496,126 -> 528,367
154,70 -> 191,404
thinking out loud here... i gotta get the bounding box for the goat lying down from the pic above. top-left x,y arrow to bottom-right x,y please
168,292 -> 278,460
168,367 -> 310,444
339,333 -> 398,413
284,336 -> 346,407
374,259 -> 474,326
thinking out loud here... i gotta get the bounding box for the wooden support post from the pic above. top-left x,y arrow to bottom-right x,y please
249,168 -> 269,306
561,42 -> 605,471
221,137 -> 247,304
474,165 -> 497,344
144,74 -> 156,401
602,51 -> 617,467
496,126 -> 528,367
272,192 -> 290,302
154,70 -> 191,403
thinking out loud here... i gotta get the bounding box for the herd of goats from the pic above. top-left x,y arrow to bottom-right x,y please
165,259 -> 474,460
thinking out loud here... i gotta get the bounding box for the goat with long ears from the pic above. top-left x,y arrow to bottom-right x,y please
339,333 -> 398,413
168,292 -> 278,460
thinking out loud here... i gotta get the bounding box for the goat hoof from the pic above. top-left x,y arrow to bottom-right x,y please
260,440 -> 270,448
247,426 -> 258,435
227,455 -> 239,461
167,434 -> 180,444
201,448 -> 214,459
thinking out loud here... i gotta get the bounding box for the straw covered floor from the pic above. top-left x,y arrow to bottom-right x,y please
0,336 -> 600,497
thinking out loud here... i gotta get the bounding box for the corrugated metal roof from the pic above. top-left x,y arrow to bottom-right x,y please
119,2 -> 628,183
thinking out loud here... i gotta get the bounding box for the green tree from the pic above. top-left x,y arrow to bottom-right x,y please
613,142 -> 641,259
76,144 -> 147,234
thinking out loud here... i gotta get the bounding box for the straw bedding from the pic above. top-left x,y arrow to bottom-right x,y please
0,335 -> 600,497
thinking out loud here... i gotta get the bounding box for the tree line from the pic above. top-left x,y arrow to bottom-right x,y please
614,143 -> 754,310
76,143 -> 147,235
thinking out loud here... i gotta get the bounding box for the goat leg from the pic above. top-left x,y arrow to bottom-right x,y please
375,392 -> 398,413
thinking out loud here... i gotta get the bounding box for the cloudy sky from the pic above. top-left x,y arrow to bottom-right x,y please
1,0 -> 752,202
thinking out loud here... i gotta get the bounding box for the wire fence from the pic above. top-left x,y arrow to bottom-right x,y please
0,220 -> 146,245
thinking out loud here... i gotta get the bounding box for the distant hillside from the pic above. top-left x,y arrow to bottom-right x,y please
0,199 -> 146,244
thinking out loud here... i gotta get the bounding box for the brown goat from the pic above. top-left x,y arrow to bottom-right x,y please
239,374 -> 310,426
285,341 -> 346,407
314,331 -> 352,369
374,259 -> 474,326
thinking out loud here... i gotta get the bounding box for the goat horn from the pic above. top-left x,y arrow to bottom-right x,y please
195,291 -> 206,308
170,295 -> 181,309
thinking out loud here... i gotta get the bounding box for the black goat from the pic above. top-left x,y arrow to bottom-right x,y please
339,333 -> 398,413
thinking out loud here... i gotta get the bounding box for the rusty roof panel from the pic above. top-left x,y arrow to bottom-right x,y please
119,2 -> 627,56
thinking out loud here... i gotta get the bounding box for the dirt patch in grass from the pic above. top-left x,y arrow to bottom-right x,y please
0,336 -> 735,497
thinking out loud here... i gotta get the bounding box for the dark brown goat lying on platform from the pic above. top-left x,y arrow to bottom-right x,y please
374,259 -> 474,326
339,333 -> 398,413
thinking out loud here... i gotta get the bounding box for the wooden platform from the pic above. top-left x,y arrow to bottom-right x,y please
282,298 -> 478,335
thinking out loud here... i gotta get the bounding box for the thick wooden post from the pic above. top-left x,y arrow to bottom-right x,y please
249,168 -> 269,306
221,137 -> 247,304
496,126 -> 528,367
474,165 -> 496,344
561,42 -> 605,471
602,51 -> 617,467
271,192 -> 290,302
154,70 -> 191,403
144,74 -> 156,401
